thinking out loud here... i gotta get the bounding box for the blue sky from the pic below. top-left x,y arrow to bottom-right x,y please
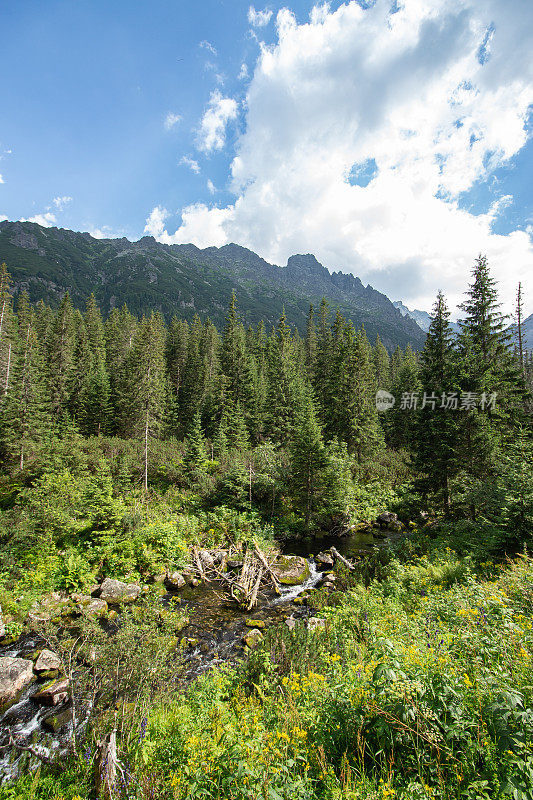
1,0 -> 532,315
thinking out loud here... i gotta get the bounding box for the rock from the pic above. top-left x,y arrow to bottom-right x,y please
245,619 -> 266,629
315,551 -> 335,568
165,571 -> 186,590
377,511 -> 398,528
307,617 -> 326,632
272,556 -> 311,586
32,678 -> 70,706
42,707 -> 73,732
28,592 -> 70,624
34,649 -> 62,674
199,549 -> 215,569
98,578 -> 141,605
226,559 -> 243,570
0,657 -> 35,710
243,629 -> 264,648
73,595 -> 108,618
190,578 -> 201,588
285,616 -> 297,631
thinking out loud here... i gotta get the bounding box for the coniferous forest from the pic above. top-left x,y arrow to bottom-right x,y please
0,256 -> 532,800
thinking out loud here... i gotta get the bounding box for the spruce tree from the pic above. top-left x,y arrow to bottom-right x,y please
414,292 -> 459,511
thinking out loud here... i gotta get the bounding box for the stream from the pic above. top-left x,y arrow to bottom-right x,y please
0,529 -> 394,782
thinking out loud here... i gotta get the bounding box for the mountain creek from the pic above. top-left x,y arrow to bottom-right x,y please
0,528 -> 400,783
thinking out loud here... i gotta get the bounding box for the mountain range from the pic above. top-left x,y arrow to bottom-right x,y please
0,220 -> 427,350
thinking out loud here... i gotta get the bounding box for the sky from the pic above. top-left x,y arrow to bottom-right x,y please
1,0 -> 532,318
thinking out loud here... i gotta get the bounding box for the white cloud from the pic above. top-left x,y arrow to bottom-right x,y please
144,206 -> 169,239
248,6 -> 273,27
149,0 -> 533,316
0,215 -> 7,222
239,63 -> 249,80
165,112 -> 182,130
24,211 -> 57,227
0,175 -> 4,184
207,179 -> 216,194
179,155 -> 201,174
86,225 -> 115,239
53,195 -> 72,210
199,40 -> 217,56
197,90 -> 239,153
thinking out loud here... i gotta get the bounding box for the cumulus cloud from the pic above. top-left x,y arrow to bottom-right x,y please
248,6 -> 273,27
148,0 -> 533,315
197,90 -> 239,153
24,211 -> 57,227
165,112 -> 182,130
179,155 -> 201,173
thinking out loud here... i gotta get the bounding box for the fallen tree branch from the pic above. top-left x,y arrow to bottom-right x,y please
330,547 -> 355,571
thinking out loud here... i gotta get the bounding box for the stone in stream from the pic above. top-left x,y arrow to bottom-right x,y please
243,629 -> 264,648
98,578 -> 141,604
34,649 -> 62,674
42,706 -> 73,733
0,657 -> 35,711
315,551 -> 334,568
165,571 -> 186,589
245,619 -> 266,629
32,678 -> 70,706
271,555 -> 310,586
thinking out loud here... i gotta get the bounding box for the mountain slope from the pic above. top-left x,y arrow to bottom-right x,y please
0,221 -> 426,350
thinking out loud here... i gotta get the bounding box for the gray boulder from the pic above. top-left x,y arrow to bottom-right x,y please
243,628 -> 264,648
32,678 -> 70,706
0,657 -> 35,709
315,551 -> 334,568
164,571 -> 186,589
272,556 -> 310,586
34,649 -> 62,673
98,578 -> 141,605
308,617 -> 326,631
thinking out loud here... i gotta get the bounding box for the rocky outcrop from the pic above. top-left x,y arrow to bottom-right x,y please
0,657 -> 35,709
272,556 -> 310,586
98,579 -> 141,605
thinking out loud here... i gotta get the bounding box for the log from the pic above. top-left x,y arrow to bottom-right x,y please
253,544 -> 282,593
330,547 -> 355,571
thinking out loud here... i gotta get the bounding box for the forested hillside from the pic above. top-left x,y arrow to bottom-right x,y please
0,255 -> 531,800
0,220 -> 425,350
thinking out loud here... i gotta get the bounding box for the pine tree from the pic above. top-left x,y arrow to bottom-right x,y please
131,313 -> 167,491
47,292 -> 76,418
289,390 -> 330,527
372,335 -> 391,390
414,292 -> 459,511
456,255 -> 525,518
184,410 -> 206,466
2,292 -> 50,469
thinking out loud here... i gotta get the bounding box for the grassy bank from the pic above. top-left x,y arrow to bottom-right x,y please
3,546 -> 532,800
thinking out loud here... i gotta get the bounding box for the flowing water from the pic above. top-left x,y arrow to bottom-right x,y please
0,528 -> 394,782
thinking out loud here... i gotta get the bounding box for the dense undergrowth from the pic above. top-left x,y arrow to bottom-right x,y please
2,538 -> 533,800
